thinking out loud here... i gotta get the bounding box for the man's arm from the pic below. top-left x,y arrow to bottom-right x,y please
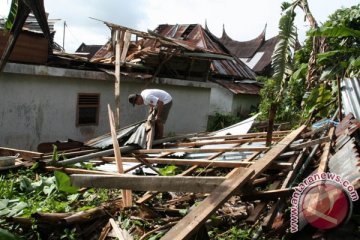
156,100 -> 164,120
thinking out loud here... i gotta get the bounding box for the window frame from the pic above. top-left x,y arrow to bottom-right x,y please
76,93 -> 100,126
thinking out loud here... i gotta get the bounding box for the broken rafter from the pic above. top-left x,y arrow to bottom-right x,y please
189,130 -> 291,141
132,146 -> 268,154
162,125 -> 306,239
289,136 -> 330,150
103,156 -> 292,169
71,174 -> 226,193
161,167 -> 254,240
164,137 -> 282,148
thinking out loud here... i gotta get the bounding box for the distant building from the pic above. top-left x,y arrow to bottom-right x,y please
207,24 -> 279,77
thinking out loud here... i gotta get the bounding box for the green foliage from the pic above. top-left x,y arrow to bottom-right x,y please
0,228 -> 20,240
207,112 -> 243,132
257,74 -> 304,124
303,4 -> 360,78
60,228 -> 77,240
301,83 -> 336,120
54,171 -> 79,194
158,165 -> 179,176
4,0 -> 18,30
208,226 -> 251,240
271,4 -> 297,86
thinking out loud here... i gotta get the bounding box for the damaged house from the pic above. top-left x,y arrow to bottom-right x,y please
206,24 -> 279,77
0,16 -> 261,150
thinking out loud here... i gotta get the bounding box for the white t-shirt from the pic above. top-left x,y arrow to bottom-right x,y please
141,89 -> 172,106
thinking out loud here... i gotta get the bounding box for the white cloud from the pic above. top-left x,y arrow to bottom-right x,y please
2,0 -> 359,52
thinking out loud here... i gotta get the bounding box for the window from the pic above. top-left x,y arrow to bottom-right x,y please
77,93 -> 100,126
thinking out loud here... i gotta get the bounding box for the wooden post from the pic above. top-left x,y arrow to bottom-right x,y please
114,30 -> 121,129
266,103 -> 277,147
337,77 -> 343,121
108,104 -> 132,207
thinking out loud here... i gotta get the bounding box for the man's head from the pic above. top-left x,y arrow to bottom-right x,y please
128,94 -> 143,106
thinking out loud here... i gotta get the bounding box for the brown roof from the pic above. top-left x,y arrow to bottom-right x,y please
150,24 -> 256,80
214,79 -> 261,95
252,36 -> 279,74
76,43 -> 103,60
219,26 -> 266,58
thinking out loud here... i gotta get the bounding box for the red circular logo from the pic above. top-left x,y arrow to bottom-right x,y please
301,182 -> 350,230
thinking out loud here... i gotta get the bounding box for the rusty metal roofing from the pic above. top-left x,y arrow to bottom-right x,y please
219,25 -> 266,58
329,113 -> 360,189
341,78 -> 360,120
214,79 -> 261,95
151,24 -> 256,80
329,137 -> 360,189
334,112 -> 360,137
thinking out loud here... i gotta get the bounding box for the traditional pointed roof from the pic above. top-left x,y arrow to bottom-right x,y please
252,35 -> 278,74
219,25 -> 266,58
150,24 -> 256,80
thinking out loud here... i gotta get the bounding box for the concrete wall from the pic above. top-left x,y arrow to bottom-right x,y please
0,64 -> 115,150
232,94 -> 260,117
0,63 -> 212,150
209,85 -> 260,117
209,87 -> 233,114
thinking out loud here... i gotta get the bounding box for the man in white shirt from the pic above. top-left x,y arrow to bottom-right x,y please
128,89 -> 172,139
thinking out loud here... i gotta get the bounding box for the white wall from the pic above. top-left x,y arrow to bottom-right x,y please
0,63 -> 213,150
232,94 -> 260,116
0,69 -> 114,150
209,87 -> 233,114
209,86 -> 260,117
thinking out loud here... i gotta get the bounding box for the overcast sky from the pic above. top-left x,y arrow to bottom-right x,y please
1,1 -> 358,52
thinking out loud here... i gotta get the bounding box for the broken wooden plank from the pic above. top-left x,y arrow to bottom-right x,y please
161,167 -> 254,240
44,166 -> 121,175
166,137 -> 282,148
316,127 -> 335,173
189,131 -> 290,141
71,174 -> 226,193
248,125 -> 306,180
103,157 -> 291,169
132,146 -> 268,154
0,147 -> 43,161
109,218 -> 126,240
281,152 -> 306,188
108,104 -> 132,207
245,181 -> 282,223
289,136 -> 330,150
120,30 -> 131,63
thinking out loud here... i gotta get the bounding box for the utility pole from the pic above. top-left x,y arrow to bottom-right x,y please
62,21 -> 66,51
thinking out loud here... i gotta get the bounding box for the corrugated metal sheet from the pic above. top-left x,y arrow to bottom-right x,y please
329,138 -> 360,189
214,79 -> 261,95
341,77 -> 360,120
84,120 -> 145,149
151,24 -> 256,80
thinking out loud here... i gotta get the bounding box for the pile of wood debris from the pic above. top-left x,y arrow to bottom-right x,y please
0,113 -> 359,240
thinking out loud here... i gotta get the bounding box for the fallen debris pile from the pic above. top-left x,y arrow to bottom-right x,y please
0,113 -> 359,239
